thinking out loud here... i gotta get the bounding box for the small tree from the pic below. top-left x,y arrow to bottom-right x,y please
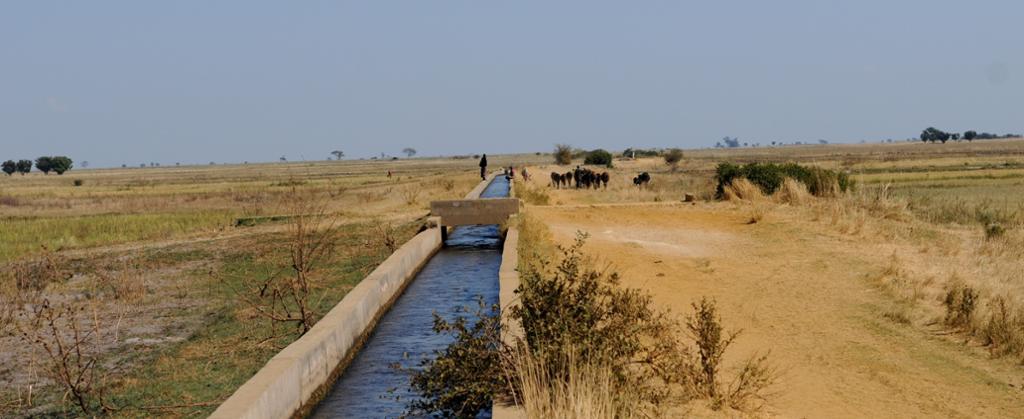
921,127 -> 950,143
664,148 -> 684,170
583,149 -> 613,167
330,150 -> 345,160
553,144 -> 573,165
16,159 -> 32,175
963,130 -> 977,141
51,156 -> 73,175
402,147 -> 417,158
2,160 -> 15,175
35,156 -> 53,174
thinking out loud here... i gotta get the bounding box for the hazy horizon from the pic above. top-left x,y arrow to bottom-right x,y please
3,2 -> 1022,168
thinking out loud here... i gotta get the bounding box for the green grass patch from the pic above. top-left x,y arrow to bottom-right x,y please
0,211 -> 236,263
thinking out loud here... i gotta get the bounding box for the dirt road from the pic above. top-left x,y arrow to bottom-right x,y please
531,203 -> 1024,418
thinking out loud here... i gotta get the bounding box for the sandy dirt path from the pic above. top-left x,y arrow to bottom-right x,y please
531,203 -> 1024,418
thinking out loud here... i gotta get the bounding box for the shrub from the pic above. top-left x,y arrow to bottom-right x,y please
408,300 -> 507,417
943,283 -> 979,330
979,296 -> 1024,359
663,148 -> 684,170
715,162 -> 850,199
553,144 -> 573,165
73,179 -> 85,187
583,149 -> 614,168
410,225 -> 776,416
984,223 -> 1006,240
683,298 -> 775,411
514,233 -> 685,406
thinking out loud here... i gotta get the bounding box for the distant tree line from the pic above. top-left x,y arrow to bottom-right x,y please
2,156 -> 73,176
920,127 -> 1019,144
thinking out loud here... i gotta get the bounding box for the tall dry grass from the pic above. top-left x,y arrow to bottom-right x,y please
722,178 -> 766,202
774,178 -> 811,206
511,347 -> 642,419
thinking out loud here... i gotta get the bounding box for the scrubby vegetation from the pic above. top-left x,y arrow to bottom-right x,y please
554,144 -> 573,165
583,149 -> 614,168
715,162 -> 851,199
622,148 -> 662,158
663,148 -> 684,171
409,218 -> 776,417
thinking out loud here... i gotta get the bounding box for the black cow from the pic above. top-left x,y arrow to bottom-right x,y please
633,172 -> 651,188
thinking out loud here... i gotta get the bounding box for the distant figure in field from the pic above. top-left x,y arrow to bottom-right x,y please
522,167 -> 530,181
387,170 -> 392,178
479,154 -> 488,180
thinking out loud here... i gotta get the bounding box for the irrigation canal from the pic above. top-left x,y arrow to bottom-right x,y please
311,175 -> 509,418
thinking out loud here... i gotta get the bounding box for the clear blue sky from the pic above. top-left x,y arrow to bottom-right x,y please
2,2 -> 1021,167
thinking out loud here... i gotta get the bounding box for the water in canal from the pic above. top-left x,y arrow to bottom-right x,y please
312,176 -> 509,418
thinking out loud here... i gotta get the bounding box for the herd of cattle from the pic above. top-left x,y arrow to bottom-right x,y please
550,167 -> 651,189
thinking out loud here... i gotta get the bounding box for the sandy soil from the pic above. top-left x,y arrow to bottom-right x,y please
530,203 -> 1024,418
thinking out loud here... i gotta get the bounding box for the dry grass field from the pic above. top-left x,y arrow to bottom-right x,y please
516,138 -> 1024,417
4,139 -> 1024,417
0,154 -> 545,417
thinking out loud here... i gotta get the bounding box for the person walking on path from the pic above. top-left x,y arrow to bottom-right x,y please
479,154 -> 488,180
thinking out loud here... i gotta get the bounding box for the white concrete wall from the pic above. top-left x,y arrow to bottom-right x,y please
493,203 -> 527,419
211,174 -> 500,419
210,228 -> 442,419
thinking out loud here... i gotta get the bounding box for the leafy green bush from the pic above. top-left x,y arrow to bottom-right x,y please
583,149 -> 614,168
408,299 -> 507,418
514,233 -> 684,405
715,162 -> 851,199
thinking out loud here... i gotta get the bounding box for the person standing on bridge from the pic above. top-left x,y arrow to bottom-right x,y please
479,154 -> 488,180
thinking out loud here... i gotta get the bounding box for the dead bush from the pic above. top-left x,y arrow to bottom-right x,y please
15,299 -> 113,415
979,296 -> 1024,359
683,298 -> 775,411
746,205 -> 770,224
369,221 -> 399,253
402,187 -> 421,206
11,249 -> 73,291
91,259 -> 147,303
228,188 -> 340,337
943,283 -> 979,330
440,179 -> 456,192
